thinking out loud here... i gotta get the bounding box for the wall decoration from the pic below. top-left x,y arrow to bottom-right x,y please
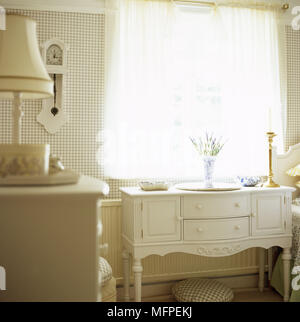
37,38 -> 69,134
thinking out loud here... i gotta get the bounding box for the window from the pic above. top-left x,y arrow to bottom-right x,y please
104,0 -> 286,179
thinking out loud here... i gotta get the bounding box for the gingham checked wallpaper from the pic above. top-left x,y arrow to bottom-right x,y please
1,9 -> 106,189
0,9 -> 299,199
286,26 -> 300,149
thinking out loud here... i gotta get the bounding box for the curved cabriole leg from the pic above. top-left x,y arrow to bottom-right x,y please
122,249 -> 131,301
132,258 -> 143,302
282,247 -> 292,302
259,248 -> 265,292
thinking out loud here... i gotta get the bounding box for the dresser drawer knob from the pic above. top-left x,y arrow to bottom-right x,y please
234,203 -> 240,208
251,213 -> 256,217
234,225 -> 241,230
196,204 -> 203,209
197,227 -> 204,233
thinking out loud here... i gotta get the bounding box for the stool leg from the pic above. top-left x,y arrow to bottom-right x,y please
122,249 -> 130,301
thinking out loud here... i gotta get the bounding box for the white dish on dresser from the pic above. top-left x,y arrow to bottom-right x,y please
139,181 -> 169,191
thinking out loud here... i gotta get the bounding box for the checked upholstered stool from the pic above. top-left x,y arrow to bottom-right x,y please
99,257 -> 117,302
172,278 -> 234,302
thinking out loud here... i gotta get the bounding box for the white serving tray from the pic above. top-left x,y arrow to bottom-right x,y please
0,169 -> 80,186
175,182 -> 241,191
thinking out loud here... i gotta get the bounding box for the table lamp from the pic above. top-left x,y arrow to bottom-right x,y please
0,14 -> 53,177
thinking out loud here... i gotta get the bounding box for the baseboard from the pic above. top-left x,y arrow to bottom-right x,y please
115,265 -> 266,286
117,272 -> 266,302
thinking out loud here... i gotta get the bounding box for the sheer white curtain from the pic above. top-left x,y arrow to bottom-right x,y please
104,0 -> 176,179
104,0 -> 286,179
210,5 -> 285,176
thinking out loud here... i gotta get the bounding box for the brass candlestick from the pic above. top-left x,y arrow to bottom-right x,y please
263,132 -> 280,188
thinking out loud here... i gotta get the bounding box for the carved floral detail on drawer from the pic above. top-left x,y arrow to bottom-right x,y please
198,245 -> 241,256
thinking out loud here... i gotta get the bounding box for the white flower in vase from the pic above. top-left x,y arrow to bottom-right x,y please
190,132 -> 226,188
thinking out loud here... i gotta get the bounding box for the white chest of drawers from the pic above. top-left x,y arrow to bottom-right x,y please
0,176 -> 109,302
120,186 -> 295,302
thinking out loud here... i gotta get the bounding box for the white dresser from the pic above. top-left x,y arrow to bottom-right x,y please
120,186 -> 295,302
0,176 -> 108,302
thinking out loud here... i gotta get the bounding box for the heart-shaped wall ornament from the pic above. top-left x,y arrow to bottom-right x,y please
37,104 -> 68,134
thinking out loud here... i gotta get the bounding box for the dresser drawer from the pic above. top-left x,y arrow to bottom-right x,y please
182,194 -> 250,219
184,217 -> 249,241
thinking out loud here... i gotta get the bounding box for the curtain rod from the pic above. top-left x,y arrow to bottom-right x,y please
174,1 -> 289,10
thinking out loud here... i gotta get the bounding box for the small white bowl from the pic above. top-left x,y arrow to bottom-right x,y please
139,181 -> 170,191
236,176 -> 261,187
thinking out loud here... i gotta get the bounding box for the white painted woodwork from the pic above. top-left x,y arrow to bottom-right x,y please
184,217 -> 249,241
251,193 -> 286,236
132,258 -> 143,302
182,194 -> 250,219
121,186 -> 295,302
142,197 -> 181,242
100,200 -> 261,285
274,143 -> 300,199
122,196 -> 135,242
122,250 -> 131,302
0,176 -> 108,302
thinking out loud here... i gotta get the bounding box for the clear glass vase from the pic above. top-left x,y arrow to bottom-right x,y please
203,156 -> 217,188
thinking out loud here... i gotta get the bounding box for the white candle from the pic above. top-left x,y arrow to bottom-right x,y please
268,107 -> 272,132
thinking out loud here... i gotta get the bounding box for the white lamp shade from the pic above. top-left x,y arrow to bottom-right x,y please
0,14 -> 53,99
